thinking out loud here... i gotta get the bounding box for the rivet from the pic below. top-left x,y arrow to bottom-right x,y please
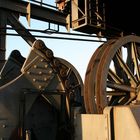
33,79 -> 36,82
34,65 -> 37,68
39,85 -> 42,89
44,65 -> 48,68
48,69 -> 53,74
2,124 -> 6,128
39,71 -> 42,75
27,71 -> 30,75
44,77 -> 48,81
40,59 -> 44,62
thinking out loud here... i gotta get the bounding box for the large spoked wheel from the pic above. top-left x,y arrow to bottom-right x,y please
84,35 -> 140,114
57,57 -> 84,117
54,57 -> 84,139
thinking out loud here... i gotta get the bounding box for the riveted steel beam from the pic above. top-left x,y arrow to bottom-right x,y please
0,0 -> 67,26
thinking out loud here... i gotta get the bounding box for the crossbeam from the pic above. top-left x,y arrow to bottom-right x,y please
0,0 -> 67,26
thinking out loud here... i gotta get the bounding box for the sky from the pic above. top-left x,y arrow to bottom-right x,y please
6,0 -> 105,81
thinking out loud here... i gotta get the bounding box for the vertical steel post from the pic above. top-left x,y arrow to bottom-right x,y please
0,10 -> 7,71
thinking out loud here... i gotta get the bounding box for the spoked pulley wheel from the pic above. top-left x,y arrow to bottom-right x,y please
56,57 -> 84,118
84,35 -> 140,114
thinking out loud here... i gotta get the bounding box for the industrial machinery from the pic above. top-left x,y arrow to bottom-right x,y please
76,35 -> 140,140
0,0 -> 140,139
84,35 -> 140,114
0,40 -> 84,139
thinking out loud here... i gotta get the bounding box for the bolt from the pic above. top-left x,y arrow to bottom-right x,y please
34,40 -> 46,50
39,41 -> 45,48
45,49 -> 53,59
60,69 -> 67,77
53,59 -> 61,67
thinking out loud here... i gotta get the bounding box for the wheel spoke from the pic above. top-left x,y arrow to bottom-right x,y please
131,42 -> 140,81
127,44 -> 134,73
107,91 -> 126,96
124,96 -> 136,105
113,55 -> 130,84
136,43 -> 140,60
71,83 -> 81,90
116,52 -> 138,85
108,96 -> 124,106
66,68 -> 72,78
117,96 -> 130,105
107,81 -> 136,93
66,95 -> 70,118
108,69 -> 123,84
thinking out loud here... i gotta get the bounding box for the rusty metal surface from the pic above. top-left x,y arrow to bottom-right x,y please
84,40 -> 116,113
84,35 -> 140,114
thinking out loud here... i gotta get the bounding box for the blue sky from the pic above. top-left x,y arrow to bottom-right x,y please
6,0 -> 105,81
